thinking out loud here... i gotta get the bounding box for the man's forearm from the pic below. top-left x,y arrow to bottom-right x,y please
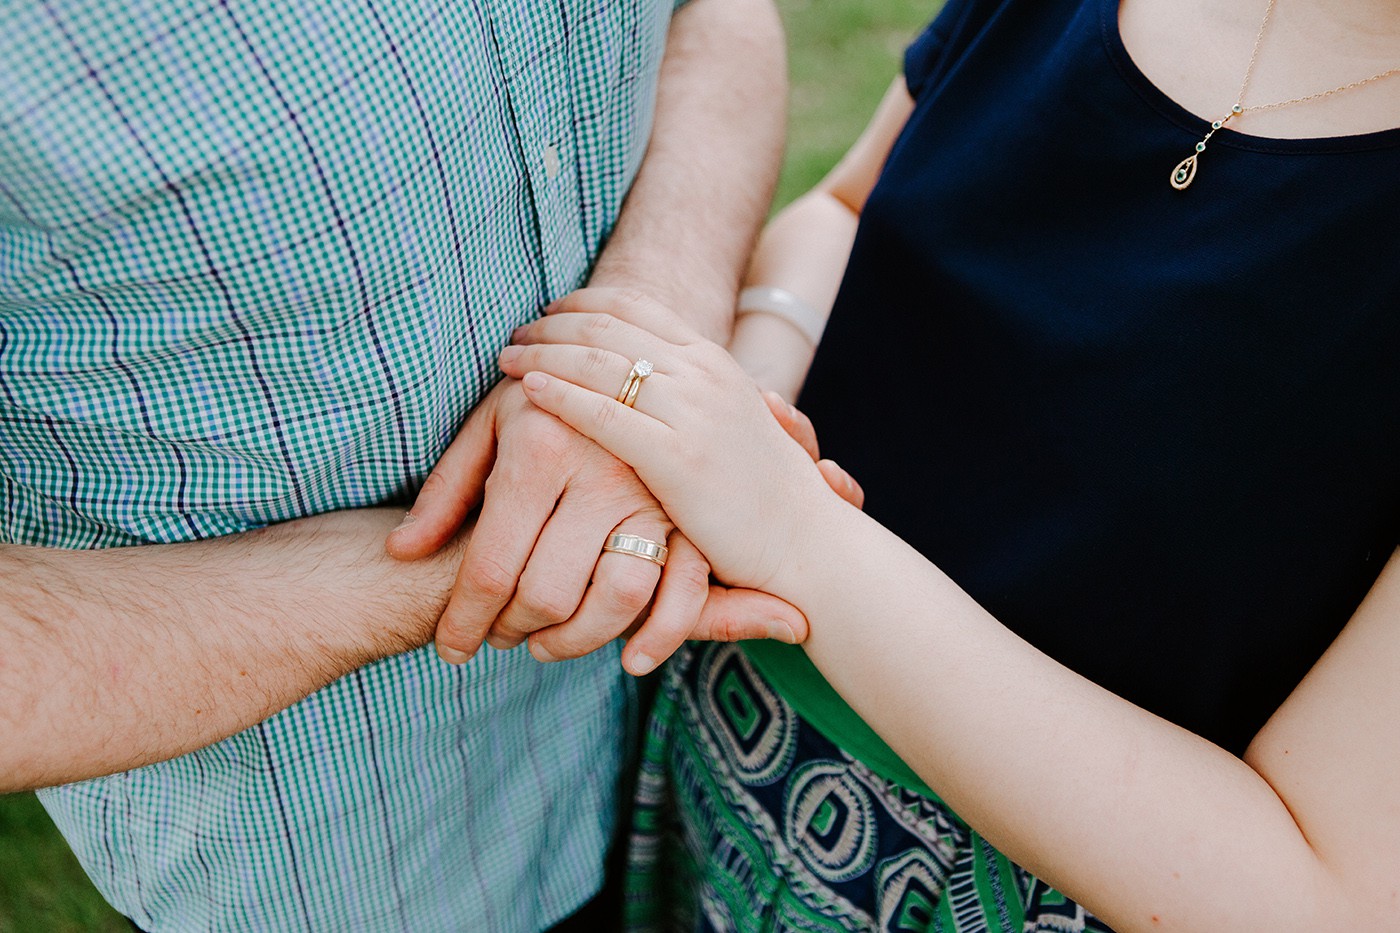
589,0 -> 787,341
0,509 -> 462,793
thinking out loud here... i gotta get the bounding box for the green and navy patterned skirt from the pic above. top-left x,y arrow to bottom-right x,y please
624,643 -> 1113,932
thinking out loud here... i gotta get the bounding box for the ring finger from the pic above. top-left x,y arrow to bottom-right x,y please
485,494 -> 635,649
498,343 -> 677,420
511,311 -> 672,361
528,516 -> 672,663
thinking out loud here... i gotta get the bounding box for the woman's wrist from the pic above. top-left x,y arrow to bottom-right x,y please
736,286 -> 828,346
728,312 -> 815,402
765,488 -> 873,615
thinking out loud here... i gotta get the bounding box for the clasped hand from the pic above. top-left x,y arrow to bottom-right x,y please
387,288 -> 861,676
500,288 -> 858,595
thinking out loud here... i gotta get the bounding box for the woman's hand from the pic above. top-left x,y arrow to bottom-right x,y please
499,288 -> 848,592
760,389 -> 865,510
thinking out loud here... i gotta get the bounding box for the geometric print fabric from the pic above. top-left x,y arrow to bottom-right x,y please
625,644 -> 1115,933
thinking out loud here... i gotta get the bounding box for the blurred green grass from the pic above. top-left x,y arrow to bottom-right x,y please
0,793 -> 127,933
774,0 -> 933,207
0,1 -> 930,927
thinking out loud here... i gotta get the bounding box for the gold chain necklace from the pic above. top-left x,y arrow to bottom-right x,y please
1170,0 -> 1400,190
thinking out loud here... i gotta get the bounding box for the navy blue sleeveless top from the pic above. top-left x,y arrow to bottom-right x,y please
796,0 -> 1400,756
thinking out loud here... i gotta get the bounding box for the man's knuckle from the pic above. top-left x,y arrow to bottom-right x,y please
586,453 -> 643,493
606,572 -> 656,615
526,421 -> 574,462
716,614 -> 744,643
419,471 -> 449,496
517,583 -> 575,624
673,558 -> 711,595
538,634 -> 592,661
464,554 -> 517,599
436,620 -> 476,651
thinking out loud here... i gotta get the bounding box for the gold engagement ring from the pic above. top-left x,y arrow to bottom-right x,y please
615,359 -> 653,408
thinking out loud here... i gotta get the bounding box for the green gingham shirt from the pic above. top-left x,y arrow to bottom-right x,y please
0,1 -> 681,928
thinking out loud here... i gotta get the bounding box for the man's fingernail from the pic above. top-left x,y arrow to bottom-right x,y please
766,621 -> 799,644
522,372 -> 547,391
629,652 -> 657,676
391,513 -> 417,534
529,640 -> 556,662
436,644 -> 472,665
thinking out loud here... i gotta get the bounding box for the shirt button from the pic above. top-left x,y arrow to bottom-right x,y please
543,144 -> 561,180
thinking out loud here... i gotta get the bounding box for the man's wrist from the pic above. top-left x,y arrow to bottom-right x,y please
282,509 -> 466,666
586,261 -> 736,343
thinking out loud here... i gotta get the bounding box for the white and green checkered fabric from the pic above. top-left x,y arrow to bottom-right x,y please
0,1 -> 682,928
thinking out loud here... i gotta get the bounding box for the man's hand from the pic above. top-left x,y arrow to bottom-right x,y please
386,377 -> 814,672
379,0 -> 792,671
384,375 -> 865,675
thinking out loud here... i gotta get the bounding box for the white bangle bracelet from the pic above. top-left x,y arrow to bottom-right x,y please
736,286 -> 827,347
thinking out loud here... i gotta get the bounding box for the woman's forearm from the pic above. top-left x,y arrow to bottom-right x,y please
778,504 -> 1357,932
727,190 -> 860,399
728,78 -> 916,397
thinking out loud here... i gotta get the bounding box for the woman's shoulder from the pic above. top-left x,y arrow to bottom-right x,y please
905,0 -> 1094,98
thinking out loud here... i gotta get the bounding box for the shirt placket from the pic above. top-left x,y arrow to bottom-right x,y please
488,0 -> 589,302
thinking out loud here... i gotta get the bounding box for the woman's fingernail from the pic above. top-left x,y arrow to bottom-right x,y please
529,640 -> 556,662
436,644 -> 471,665
544,300 -> 561,313
766,621 -> 799,644
787,403 -> 798,419
629,652 -> 657,676
498,345 -> 521,365
523,372 -> 547,391
391,513 -> 417,533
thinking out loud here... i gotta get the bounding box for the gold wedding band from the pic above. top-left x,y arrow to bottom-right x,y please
601,532 -> 669,567
615,359 -> 653,408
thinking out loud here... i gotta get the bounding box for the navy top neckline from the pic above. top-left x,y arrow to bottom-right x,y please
1098,0 -> 1400,154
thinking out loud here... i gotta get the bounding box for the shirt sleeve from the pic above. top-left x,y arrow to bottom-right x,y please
904,0 -> 979,98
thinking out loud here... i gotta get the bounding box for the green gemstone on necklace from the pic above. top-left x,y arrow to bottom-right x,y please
1232,104 -> 1243,113
1195,142 -> 1206,152
1211,121 -> 1222,129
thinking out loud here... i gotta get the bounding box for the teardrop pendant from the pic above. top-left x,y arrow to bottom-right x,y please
1170,155 -> 1198,190
1170,111 -> 1232,191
